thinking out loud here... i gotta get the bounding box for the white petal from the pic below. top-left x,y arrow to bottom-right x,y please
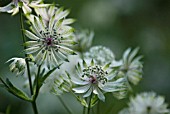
73,85 -> 91,93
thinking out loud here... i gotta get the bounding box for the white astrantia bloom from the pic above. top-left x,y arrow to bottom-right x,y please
119,92 -> 169,114
6,57 -> 26,75
74,29 -> 94,52
119,47 -> 143,86
51,72 -> 72,95
84,46 -> 115,66
24,12 -> 76,69
0,0 -> 50,15
27,5 -> 76,27
72,59 -> 126,101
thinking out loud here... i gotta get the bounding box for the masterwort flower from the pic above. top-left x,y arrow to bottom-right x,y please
119,92 -> 170,114
84,46 -> 115,65
24,12 -> 76,69
74,29 -> 94,53
119,47 -> 143,86
72,59 -> 126,101
51,72 -> 72,95
35,5 -> 75,25
6,57 -> 26,75
0,0 -> 50,15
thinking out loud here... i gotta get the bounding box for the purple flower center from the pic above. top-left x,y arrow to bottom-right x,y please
89,76 -> 97,84
45,38 -> 53,46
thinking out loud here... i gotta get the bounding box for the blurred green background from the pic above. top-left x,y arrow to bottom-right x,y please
0,0 -> 170,114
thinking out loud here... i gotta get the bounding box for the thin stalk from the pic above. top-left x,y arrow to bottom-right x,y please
20,10 -> 33,95
58,96 -> 73,114
97,100 -> 100,114
87,93 -> 93,114
83,106 -> 86,114
20,11 -> 38,114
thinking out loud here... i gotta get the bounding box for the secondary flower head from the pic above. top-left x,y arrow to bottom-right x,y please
84,46 -> 115,66
119,47 -> 143,86
24,11 -> 76,69
51,72 -> 72,95
0,0 -> 50,15
6,57 -> 26,75
119,92 -> 169,114
74,29 -> 94,52
72,59 -> 126,101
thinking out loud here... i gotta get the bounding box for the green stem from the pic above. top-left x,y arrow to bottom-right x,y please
58,96 -> 73,114
83,106 -> 86,114
20,9 -> 33,95
97,100 -> 100,114
87,93 -> 93,114
20,11 -> 38,114
32,101 -> 38,114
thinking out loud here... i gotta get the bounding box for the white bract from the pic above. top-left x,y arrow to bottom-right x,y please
120,47 -> 143,86
74,29 -> 94,52
72,59 -> 126,101
119,92 -> 169,114
84,46 -> 115,65
24,8 -> 76,69
0,0 -> 50,15
6,57 -> 26,75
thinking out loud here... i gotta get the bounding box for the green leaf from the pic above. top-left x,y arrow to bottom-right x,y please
90,95 -> 99,107
39,67 -> 57,88
77,96 -> 88,107
4,79 -> 32,102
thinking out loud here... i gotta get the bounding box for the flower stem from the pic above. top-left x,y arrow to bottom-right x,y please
32,101 -> 38,114
87,93 -> 93,114
83,106 -> 86,114
58,96 -> 73,114
19,11 -> 38,114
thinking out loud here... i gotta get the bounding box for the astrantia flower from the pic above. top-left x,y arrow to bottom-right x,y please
84,46 -> 115,65
32,5 -> 76,26
6,57 -> 26,75
119,92 -> 169,114
119,47 -> 143,86
74,29 -> 94,52
51,72 -> 72,95
0,0 -> 50,15
72,59 -> 126,101
24,15 -> 76,69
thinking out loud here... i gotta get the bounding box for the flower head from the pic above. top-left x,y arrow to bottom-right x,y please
74,29 -> 94,52
119,92 -> 169,114
119,47 -> 143,86
51,72 -> 72,95
84,46 -> 115,65
72,59 -> 126,101
6,57 -> 26,75
0,0 -> 50,15
24,9 -> 76,69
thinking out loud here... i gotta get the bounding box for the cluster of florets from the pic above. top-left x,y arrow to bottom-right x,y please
0,1 -> 169,113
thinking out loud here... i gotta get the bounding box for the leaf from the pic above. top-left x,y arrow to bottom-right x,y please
3,78 -> 32,102
90,95 -> 99,107
77,96 -> 88,107
39,67 -> 57,88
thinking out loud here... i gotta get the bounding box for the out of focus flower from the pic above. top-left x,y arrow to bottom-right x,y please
24,11 -> 76,69
74,29 -> 94,53
6,57 -> 26,75
119,47 -> 143,86
119,92 -> 169,114
72,59 -> 126,101
51,72 -> 72,95
0,0 -> 50,15
84,46 -> 115,65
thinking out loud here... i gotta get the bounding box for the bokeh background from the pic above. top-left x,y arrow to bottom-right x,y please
0,0 -> 170,114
